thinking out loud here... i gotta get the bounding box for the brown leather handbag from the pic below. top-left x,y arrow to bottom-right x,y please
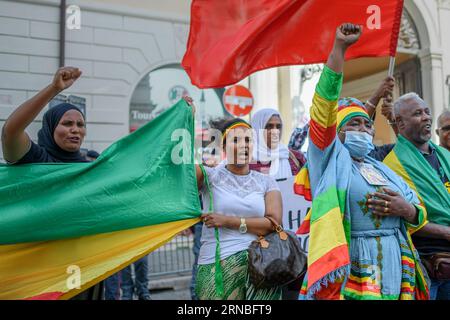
422,253 -> 450,281
248,216 -> 307,289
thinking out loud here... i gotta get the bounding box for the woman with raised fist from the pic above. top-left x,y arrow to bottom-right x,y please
2,67 -> 87,164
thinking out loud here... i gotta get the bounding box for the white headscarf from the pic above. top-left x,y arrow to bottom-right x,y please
250,108 -> 292,180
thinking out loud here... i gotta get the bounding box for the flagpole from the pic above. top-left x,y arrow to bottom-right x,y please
386,55 -> 397,128
388,56 -> 396,77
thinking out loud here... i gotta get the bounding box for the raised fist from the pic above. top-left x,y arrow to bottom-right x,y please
52,67 -> 82,92
335,23 -> 362,48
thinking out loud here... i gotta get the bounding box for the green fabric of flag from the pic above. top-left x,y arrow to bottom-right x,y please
0,100 -> 201,245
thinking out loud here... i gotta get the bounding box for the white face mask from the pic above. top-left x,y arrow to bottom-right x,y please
343,131 -> 375,160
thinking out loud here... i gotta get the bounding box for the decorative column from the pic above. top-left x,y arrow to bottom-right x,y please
419,50 -> 445,128
249,68 -> 279,114
277,66 -> 292,145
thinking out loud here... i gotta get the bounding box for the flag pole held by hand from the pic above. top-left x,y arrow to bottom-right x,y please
388,56 -> 396,77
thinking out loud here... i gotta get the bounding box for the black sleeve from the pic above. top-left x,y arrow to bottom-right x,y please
15,141 -> 53,164
369,143 -> 396,162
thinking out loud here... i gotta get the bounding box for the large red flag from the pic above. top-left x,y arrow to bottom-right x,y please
182,0 -> 404,88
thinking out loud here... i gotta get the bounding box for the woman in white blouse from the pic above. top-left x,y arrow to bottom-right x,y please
194,117 -> 283,300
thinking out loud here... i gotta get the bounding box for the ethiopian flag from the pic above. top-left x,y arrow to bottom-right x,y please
0,100 -> 201,300
384,135 -> 450,226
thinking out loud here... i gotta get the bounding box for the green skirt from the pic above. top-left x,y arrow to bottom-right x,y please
196,250 -> 282,300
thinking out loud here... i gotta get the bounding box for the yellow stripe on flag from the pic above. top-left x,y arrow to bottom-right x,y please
383,151 -> 420,198
310,93 -> 337,129
308,207 -> 347,266
384,151 -> 429,233
294,167 -> 310,189
336,106 -> 366,127
0,218 -> 199,300
348,274 -> 376,284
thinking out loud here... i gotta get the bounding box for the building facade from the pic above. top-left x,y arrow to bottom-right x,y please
0,0 -> 449,161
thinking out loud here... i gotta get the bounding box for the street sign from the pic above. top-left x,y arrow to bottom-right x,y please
223,85 -> 253,117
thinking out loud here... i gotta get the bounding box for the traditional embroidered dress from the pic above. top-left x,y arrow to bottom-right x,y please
294,66 -> 429,300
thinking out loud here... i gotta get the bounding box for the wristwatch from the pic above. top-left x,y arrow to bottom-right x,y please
239,218 -> 247,234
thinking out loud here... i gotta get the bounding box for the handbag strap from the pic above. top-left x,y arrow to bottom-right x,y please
265,216 -> 283,233
199,164 -> 224,298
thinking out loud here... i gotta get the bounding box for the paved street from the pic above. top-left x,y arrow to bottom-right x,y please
147,235 -> 195,300
150,287 -> 191,300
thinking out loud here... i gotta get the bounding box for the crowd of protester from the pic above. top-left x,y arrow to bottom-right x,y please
1,23 -> 449,300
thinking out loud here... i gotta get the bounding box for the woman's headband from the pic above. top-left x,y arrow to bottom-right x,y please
222,122 -> 252,142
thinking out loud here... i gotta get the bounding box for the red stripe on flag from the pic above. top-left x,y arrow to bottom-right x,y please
296,219 -> 310,235
307,244 -> 350,290
309,120 -> 336,150
25,292 -> 64,300
345,280 -> 380,294
401,260 -> 415,269
293,184 -> 312,201
400,287 -> 415,294
415,286 -> 429,300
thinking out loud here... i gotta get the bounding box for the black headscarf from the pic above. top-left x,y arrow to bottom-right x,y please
37,103 -> 87,163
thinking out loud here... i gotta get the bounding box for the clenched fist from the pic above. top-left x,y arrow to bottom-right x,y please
51,67 -> 82,92
335,23 -> 363,48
